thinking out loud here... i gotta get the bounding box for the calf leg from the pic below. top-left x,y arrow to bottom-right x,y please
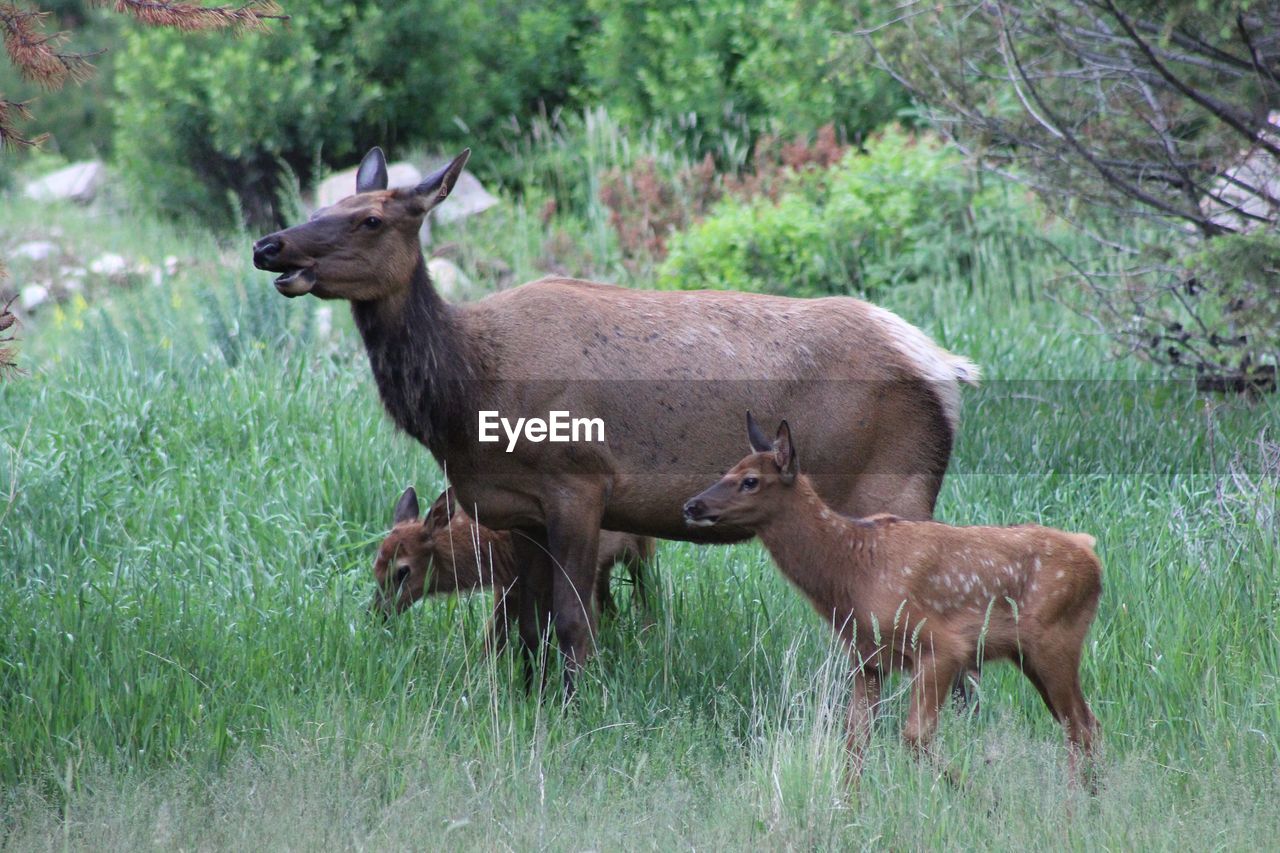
595,566 -> 618,617
846,668 -> 881,783
1028,650 -> 1099,787
902,653 -> 962,762
486,580 -> 519,655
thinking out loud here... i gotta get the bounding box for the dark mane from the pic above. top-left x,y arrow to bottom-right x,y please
351,257 -> 475,453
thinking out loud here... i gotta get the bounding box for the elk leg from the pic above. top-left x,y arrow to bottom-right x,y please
511,532 -> 553,694
846,667 -> 881,783
545,507 -> 604,699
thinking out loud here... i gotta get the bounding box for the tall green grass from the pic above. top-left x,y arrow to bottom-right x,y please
2,149 -> 1278,848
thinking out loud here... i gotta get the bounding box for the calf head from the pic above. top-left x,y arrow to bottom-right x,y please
683,412 -> 798,529
371,485 -> 510,617
371,486 -> 455,616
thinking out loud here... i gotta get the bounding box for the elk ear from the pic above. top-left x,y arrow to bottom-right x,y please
774,421 -> 798,485
746,410 -> 772,454
393,486 -> 420,525
409,148 -> 471,215
356,146 -> 389,193
423,487 -> 457,532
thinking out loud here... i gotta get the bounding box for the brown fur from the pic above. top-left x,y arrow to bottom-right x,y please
684,418 -> 1102,783
253,147 -> 979,692
372,487 -> 655,650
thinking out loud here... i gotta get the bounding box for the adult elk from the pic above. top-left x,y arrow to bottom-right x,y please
252,146 -> 978,694
372,486 -> 654,649
683,416 -> 1102,783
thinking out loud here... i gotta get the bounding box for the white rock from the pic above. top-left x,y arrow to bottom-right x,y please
314,162 -> 423,209
434,169 -> 499,224
89,253 -> 128,277
1201,110 -> 1280,233
23,161 -> 105,204
59,267 -> 86,292
427,257 -> 471,299
314,305 -> 333,339
20,285 -> 49,312
11,241 -> 58,262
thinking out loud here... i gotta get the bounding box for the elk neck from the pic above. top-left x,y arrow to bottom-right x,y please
753,476 -> 878,619
351,256 -> 478,453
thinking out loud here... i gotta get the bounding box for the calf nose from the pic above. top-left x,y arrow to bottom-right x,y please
683,498 -> 706,520
252,236 -> 283,268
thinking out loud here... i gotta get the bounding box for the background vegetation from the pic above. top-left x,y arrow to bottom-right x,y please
2,0 -> 1279,847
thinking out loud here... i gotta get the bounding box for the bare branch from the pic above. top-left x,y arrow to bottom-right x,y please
1098,0 -> 1280,160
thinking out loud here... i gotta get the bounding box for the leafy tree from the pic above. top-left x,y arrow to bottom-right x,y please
864,0 -> 1280,391
1,0 -> 284,148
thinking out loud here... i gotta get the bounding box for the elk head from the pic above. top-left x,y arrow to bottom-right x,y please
253,147 -> 470,301
683,412 -> 798,529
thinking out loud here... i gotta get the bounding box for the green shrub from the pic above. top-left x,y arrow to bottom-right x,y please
112,0 -> 589,228
658,128 -> 1043,297
581,0 -> 906,141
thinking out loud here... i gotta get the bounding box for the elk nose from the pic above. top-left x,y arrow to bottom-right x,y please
252,235 -> 283,268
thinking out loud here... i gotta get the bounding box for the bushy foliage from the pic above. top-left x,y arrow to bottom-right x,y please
581,0 -> 905,140
659,128 -> 1040,297
112,0 -> 590,227
102,0 -> 909,227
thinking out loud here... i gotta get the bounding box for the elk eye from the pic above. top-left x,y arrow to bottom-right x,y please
362,216 -> 383,229
741,477 -> 759,491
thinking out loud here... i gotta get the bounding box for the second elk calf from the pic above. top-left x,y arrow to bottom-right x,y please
373,487 -> 655,650
683,415 -> 1102,783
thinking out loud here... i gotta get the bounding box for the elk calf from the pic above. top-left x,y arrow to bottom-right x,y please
683,415 -> 1102,783
373,487 -> 656,649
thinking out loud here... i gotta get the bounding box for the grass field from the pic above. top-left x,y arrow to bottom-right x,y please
2,176 -> 1279,849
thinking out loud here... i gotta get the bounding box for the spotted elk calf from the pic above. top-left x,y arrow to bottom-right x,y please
373,486 -> 655,650
683,415 -> 1102,783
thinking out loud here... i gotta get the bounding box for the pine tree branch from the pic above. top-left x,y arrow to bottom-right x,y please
0,95 -> 45,148
98,0 -> 287,33
2,0 -> 287,148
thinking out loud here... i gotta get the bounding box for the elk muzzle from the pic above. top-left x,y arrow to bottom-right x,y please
252,233 -> 317,297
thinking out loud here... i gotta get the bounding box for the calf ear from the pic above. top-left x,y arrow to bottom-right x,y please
774,421 -> 798,485
746,410 -> 772,454
356,146 -> 389,193
393,486 -> 420,525
424,487 -> 457,532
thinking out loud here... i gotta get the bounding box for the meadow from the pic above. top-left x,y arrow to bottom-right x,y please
1,139 -> 1278,849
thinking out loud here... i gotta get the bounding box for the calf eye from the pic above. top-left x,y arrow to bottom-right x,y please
741,477 -> 759,491
362,216 -> 383,230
